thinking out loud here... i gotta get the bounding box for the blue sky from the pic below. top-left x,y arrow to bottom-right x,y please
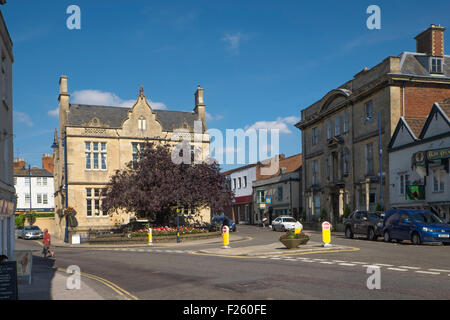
4,0 -> 450,171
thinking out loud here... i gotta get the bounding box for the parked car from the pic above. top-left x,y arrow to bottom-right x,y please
344,211 -> 385,240
16,226 -> 44,240
271,216 -> 299,232
383,209 -> 450,245
210,215 -> 237,232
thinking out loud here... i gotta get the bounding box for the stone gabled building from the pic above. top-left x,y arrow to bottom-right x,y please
53,76 -> 211,241
296,25 -> 450,225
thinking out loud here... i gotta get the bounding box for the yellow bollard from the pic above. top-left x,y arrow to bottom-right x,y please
148,228 -> 153,246
222,226 -> 230,249
294,222 -> 303,235
322,221 -> 332,247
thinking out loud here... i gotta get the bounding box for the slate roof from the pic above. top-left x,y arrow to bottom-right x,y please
14,167 -> 53,177
67,104 -> 203,132
400,53 -> 450,78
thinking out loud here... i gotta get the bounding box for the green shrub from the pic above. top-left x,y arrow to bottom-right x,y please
375,203 -> 383,212
15,215 -> 25,228
320,209 -> 328,222
300,210 -> 307,222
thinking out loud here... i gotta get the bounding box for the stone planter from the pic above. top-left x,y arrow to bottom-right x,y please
280,237 -> 309,249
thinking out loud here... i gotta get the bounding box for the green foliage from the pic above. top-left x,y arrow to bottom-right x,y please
375,203 -> 383,212
320,208 -> 328,222
341,204 -> 351,222
25,210 -> 36,225
279,230 -> 309,241
300,210 -> 307,222
15,215 -> 25,228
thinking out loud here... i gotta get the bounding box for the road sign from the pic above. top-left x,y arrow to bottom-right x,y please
265,196 -> 272,205
322,221 -> 331,246
222,226 -> 230,248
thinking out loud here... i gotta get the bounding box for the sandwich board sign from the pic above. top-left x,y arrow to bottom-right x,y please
0,261 -> 18,300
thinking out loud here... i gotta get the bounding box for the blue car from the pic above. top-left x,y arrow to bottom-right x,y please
383,209 -> 450,245
211,216 -> 237,232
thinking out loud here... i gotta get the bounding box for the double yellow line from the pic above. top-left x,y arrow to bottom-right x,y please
56,267 -> 139,300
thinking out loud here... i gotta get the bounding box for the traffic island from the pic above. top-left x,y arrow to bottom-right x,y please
194,241 -> 359,258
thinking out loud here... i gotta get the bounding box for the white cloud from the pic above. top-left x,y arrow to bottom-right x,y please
48,107 -> 59,117
71,89 -> 167,110
14,111 -> 34,127
222,32 -> 244,55
245,116 -> 300,134
205,112 -> 223,122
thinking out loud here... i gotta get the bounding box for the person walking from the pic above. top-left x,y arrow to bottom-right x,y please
262,215 -> 268,228
42,229 -> 55,258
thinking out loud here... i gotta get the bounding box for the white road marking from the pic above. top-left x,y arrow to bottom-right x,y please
270,257 -> 282,260
415,271 -> 440,275
332,260 -> 347,263
320,261 -> 335,265
373,263 -> 394,267
398,266 -> 421,270
387,268 -> 409,272
338,263 -> 356,266
286,259 -> 297,261
428,269 -> 450,273
350,262 -> 369,265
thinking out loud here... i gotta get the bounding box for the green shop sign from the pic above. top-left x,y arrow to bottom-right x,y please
427,148 -> 450,161
406,185 -> 425,201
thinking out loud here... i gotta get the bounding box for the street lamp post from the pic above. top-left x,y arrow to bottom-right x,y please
378,112 -> 384,210
22,164 -> 32,225
176,195 -> 181,243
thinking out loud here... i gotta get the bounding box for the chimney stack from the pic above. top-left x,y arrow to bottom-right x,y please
42,154 -> 54,174
415,24 -> 446,57
194,85 -> 206,125
13,158 -> 25,170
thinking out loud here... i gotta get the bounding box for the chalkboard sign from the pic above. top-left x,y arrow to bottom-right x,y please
0,262 -> 18,300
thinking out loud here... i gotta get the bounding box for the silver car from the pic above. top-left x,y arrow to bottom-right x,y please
271,216 -> 299,232
16,226 -> 44,240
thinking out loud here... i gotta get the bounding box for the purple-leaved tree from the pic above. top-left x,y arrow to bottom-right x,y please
102,142 -> 233,226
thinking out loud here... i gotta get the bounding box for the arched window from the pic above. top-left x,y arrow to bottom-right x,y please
138,116 -> 146,131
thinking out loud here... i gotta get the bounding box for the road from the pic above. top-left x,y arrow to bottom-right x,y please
15,225 -> 450,300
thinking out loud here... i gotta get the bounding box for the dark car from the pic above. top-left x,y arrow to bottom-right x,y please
211,216 -> 237,232
383,209 -> 450,245
344,211 -> 385,241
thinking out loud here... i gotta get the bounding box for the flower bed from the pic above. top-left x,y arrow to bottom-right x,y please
130,226 -> 209,238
